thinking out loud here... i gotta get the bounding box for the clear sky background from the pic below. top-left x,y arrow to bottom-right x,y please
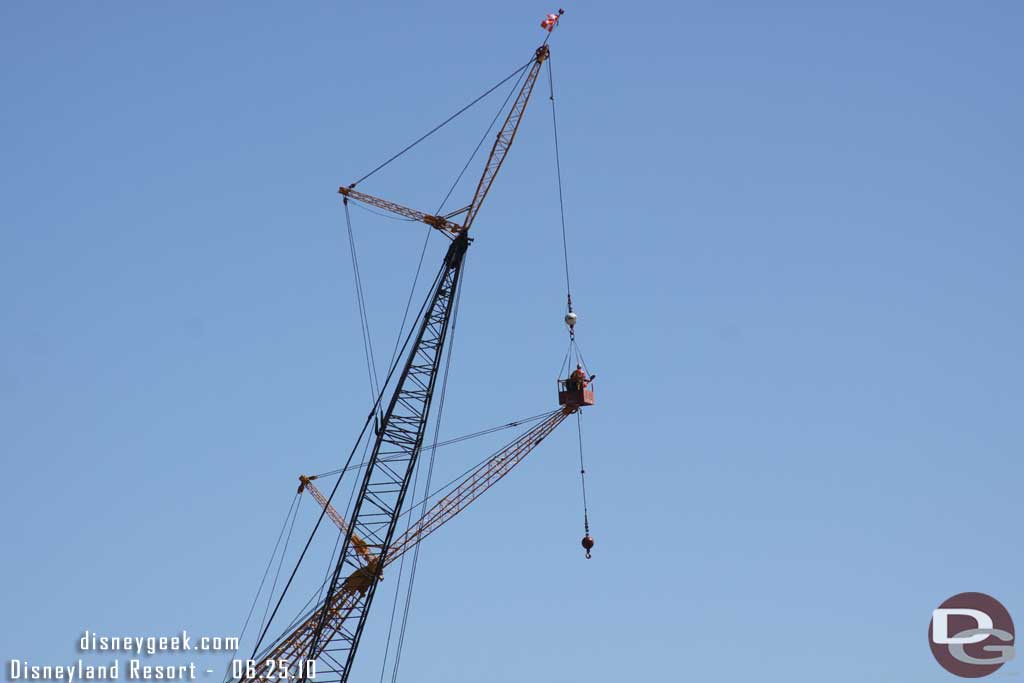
1,2 -> 1021,682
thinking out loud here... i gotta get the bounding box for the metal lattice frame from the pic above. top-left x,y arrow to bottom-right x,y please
270,408 -> 574,681
242,233 -> 470,683
462,45 -> 549,231
386,408 -> 570,561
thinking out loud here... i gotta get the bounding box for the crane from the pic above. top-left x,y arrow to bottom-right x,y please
237,32 -> 573,683
336,45 -> 549,235
277,407 -> 573,670
297,407 -> 570,572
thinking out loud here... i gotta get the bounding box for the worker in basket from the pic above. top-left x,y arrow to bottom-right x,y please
566,364 -> 595,392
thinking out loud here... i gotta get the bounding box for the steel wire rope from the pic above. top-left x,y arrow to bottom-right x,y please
249,264 -> 446,665
547,54 -> 574,315
310,410 -> 554,480
548,49 -> 594,558
365,67 -> 530,680
388,253 -> 466,683
344,200 -> 381,402
576,410 -> 591,549
351,61 -> 532,187
381,56 -> 531,388
222,493 -> 300,682
259,495 -> 303,638
296,263 -> 449,669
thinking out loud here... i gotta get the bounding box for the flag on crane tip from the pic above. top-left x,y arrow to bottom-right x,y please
541,12 -> 560,32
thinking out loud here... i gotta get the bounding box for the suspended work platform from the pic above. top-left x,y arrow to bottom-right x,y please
557,379 -> 595,409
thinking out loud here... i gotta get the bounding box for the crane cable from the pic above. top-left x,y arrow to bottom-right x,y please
340,60 -> 525,527
548,53 -> 594,559
297,264 -> 451,668
273,413 -> 569,654
343,199 -> 381,403
351,60 -> 533,188
394,410 -> 561,520
349,54 -> 534,410
433,60 -> 531,217
547,54 -> 574,331
376,63 -> 536,671
223,493 -> 300,682
382,56 -> 532,385
344,48 -> 537,420
250,264 -> 448,665
259,495 -> 303,638
239,46 -> 564,673
387,258 -> 466,683
311,410 -> 554,480
323,60 -> 540,680
576,410 -> 592,558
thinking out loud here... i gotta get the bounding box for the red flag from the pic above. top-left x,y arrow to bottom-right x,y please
540,12 -> 560,32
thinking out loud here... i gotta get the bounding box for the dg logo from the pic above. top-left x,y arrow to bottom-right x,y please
929,592 -> 1015,678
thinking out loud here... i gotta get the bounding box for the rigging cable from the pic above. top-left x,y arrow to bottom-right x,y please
352,60 -> 532,188
393,409 -> 561,524
376,514 -> 411,683
259,495 -> 303,637
242,44 -> 571,677
558,336 -> 573,379
313,519 -> 345,626
388,256 -> 466,683
249,264 -> 447,663
278,410 -> 564,652
223,493 -> 300,682
548,51 -> 595,559
312,420 -> 380,646
337,62 -> 539,680
348,201 -> 416,223
434,62 -> 531,216
547,53 -> 574,329
345,76 -> 547,655
576,410 -> 592,559
297,260 -> 453,671
312,410 -> 554,480
385,228 -> 433,378
382,56 -> 532,381
258,39 -> 579,677
343,199 -> 381,402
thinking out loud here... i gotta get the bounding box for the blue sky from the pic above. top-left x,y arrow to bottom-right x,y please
2,1 -> 1021,681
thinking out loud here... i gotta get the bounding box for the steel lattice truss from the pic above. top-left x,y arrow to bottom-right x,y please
244,235 -> 469,683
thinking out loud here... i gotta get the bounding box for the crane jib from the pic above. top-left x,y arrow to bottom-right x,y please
334,44 -> 550,237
